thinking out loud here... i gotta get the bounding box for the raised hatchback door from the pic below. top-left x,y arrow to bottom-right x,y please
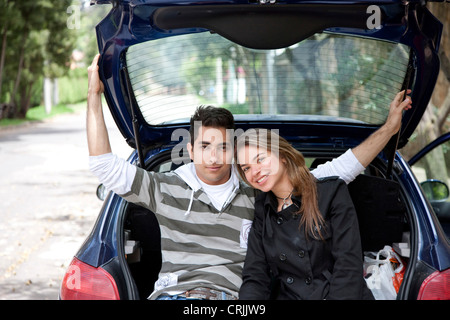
93,0 -> 442,153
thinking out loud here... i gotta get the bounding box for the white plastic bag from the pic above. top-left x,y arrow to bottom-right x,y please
363,245 -> 404,300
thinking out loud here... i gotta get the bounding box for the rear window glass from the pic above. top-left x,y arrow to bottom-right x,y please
126,31 -> 410,126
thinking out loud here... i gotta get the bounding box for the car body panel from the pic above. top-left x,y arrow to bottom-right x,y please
408,132 -> 450,244
76,192 -> 120,267
397,154 -> 450,271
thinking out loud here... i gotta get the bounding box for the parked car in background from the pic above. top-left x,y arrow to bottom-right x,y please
60,0 -> 449,300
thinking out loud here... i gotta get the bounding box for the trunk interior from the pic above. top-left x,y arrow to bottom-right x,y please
120,150 -> 413,300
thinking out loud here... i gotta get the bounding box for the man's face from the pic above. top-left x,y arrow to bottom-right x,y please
187,126 -> 233,185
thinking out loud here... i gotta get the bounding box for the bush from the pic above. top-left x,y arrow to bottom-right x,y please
58,68 -> 88,105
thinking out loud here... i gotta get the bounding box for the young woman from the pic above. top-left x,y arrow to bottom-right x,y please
235,129 -> 373,300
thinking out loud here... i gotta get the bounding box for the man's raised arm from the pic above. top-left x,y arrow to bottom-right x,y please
87,54 -> 112,156
86,54 -> 137,196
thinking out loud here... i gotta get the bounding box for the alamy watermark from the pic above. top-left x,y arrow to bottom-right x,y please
366,5 -> 382,30
170,126 -> 281,168
66,4 -> 81,30
64,265 -> 81,290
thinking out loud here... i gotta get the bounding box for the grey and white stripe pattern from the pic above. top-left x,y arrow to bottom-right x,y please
122,166 -> 257,299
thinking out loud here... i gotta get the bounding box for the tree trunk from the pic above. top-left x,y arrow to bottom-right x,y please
0,23 -> 8,99
9,29 -> 28,116
18,81 -> 34,118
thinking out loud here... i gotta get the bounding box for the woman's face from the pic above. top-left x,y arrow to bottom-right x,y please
237,145 -> 289,193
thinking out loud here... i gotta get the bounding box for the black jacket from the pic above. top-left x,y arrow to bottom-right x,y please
239,177 -> 373,300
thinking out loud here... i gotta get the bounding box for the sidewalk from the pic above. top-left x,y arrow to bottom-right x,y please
0,106 -> 131,300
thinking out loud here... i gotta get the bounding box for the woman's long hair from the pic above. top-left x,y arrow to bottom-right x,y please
235,129 -> 325,239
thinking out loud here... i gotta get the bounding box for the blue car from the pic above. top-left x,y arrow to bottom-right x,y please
60,0 -> 449,300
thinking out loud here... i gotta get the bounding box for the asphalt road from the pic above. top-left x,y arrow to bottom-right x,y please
0,106 -> 132,300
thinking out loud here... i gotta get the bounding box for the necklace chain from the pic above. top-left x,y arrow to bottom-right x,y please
275,190 -> 294,210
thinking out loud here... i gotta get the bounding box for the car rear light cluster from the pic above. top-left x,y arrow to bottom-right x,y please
417,268 -> 450,300
60,257 -> 120,300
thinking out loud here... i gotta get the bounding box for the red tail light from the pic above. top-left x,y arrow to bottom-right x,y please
60,257 -> 120,300
417,268 -> 450,300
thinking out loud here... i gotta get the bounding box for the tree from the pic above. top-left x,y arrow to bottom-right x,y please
0,0 -> 17,101
0,0 -> 77,119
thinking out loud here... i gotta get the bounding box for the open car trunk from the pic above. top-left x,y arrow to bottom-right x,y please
86,0 -> 446,301
119,148 -> 413,300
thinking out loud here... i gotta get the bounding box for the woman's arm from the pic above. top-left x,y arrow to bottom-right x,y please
311,90 -> 412,183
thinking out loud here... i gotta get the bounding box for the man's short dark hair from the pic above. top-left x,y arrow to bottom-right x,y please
189,105 -> 235,145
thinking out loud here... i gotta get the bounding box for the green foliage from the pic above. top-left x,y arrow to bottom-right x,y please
76,3 -> 112,67
0,100 -> 86,127
58,67 -> 88,105
222,102 -> 250,114
422,180 -> 449,201
0,0 -> 78,119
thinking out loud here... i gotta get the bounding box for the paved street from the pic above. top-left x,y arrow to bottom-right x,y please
0,105 -> 132,299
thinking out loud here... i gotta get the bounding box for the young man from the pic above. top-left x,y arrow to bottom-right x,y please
87,54 -> 412,300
